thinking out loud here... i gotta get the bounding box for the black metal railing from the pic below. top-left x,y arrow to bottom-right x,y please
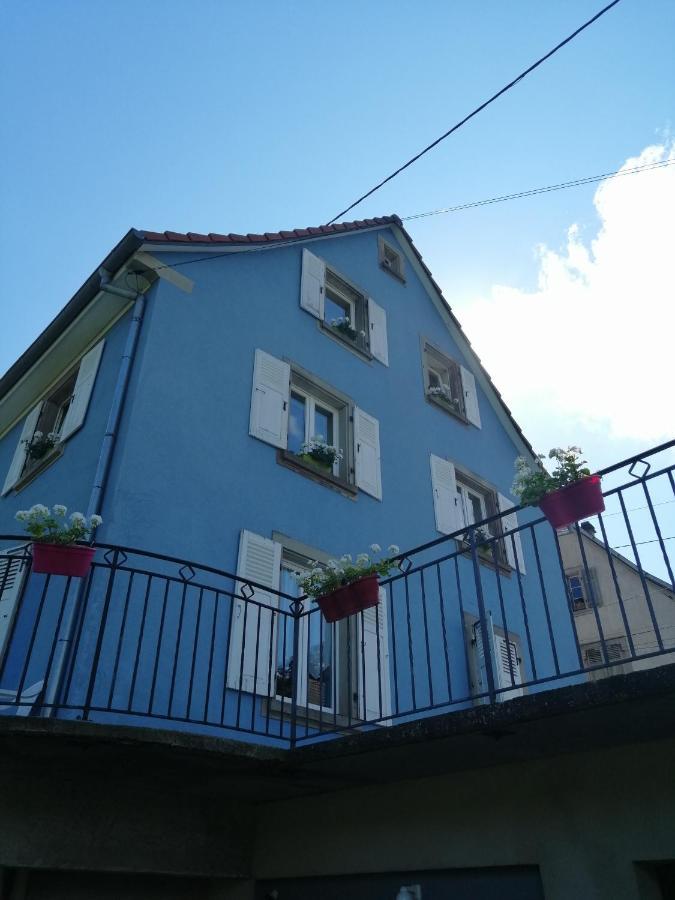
0,439 -> 673,748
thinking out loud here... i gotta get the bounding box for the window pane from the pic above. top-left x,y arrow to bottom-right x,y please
469,494 -> 483,525
307,613 -> 334,709
313,405 -> 334,446
276,569 -> 299,700
288,392 -> 306,454
324,291 -> 351,326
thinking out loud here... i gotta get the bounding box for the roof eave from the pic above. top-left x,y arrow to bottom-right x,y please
0,228 -> 145,399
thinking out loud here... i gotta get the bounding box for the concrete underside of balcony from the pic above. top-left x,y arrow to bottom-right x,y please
0,663 -> 674,884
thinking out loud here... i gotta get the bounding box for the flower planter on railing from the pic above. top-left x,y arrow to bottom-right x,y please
31,543 -> 95,577
15,504 -> 102,578
317,574 -> 380,623
538,475 -> 605,529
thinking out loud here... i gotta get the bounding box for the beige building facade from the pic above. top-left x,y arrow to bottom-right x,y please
559,523 -> 675,678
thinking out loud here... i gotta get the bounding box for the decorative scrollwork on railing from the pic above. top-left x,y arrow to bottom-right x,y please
240,582 -> 254,600
178,564 -> 196,582
103,549 -> 127,567
628,459 -> 651,480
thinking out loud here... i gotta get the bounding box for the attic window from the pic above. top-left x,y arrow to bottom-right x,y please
378,237 -> 405,281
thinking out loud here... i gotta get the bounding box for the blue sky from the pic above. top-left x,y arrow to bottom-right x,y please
1,2 -> 673,487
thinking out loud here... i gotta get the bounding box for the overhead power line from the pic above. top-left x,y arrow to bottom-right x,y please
401,158 -> 675,222
326,0 -> 623,225
145,152 -> 672,276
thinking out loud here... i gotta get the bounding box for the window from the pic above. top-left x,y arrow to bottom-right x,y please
565,569 -> 600,613
250,350 -> 382,499
378,236 -> 405,281
2,340 -> 105,496
583,639 -> 628,667
430,455 -> 526,573
422,341 -> 481,428
226,530 -> 392,724
276,552 -> 337,712
300,249 -> 389,366
469,612 -> 524,702
324,269 -> 368,354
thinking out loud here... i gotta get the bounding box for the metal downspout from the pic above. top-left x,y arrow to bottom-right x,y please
43,279 -> 148,716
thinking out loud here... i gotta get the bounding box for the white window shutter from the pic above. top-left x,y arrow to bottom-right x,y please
358,587 -> 392,724
498,493 -> 526,574
430,455 -> 463,535
495,633 -> 523,700
2,405 -> 41,496
460,365 -> 481,428
0,547 -> 29,664
354,407 -> 382,500
249,349 -> 290,449
300,248 -> 325,319
367,297 -> 389,366
226,530 -> 282,695
473,616 -> 523,702
60,339 -> 105,441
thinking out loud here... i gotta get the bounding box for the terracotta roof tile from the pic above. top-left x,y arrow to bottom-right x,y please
139,216 -> 402,248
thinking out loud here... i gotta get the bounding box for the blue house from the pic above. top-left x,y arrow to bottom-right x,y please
0,215 -> 579,746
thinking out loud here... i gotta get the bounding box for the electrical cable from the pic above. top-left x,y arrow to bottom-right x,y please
326,0 -> 624,224
400,158 -> 675,221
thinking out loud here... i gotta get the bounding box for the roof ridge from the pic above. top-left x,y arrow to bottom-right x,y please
140,215 -> 402,245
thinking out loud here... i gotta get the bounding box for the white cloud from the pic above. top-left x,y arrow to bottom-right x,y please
459,143 -> 675,443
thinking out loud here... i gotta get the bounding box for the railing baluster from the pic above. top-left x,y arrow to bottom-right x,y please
82,550 -> 120,721
470,529 -> 496,704
617,489 -> 664,652
436,563 -> 452,705
531,529 -> 560,677
204,590 -> 220,724
387,580 -> 400,716
186,587 -> 204,722
419,570 -> 434,707
641,479 -> 675,591
574,523 -> 611,666
128,574 -> 152,712
107,571 -> 134,711
148,579 -> 170,716
404,573 -> 417,711
552,530 -> 584,672
594,513 -> 636,659
514,529 -> 538,680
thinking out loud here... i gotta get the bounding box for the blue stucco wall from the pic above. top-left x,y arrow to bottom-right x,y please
0,228 -> 580,744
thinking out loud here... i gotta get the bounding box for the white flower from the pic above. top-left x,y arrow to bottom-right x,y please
69,512 -> 86,525
14,510 -> 29,522
340,554 -> 352,563
33,431 -> 43,440
387,544 -> 400,556
52,505 -> 67,517
89,514 -> 103,528
327,559 -> 339,570
356,553 -> 370,565
30,504 -> 49,517
370,544 -> 381,553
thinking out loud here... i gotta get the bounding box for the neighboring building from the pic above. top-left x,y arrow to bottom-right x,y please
560,520 -> 675,677
0,217 -> 673,899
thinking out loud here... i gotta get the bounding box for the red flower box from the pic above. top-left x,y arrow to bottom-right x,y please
538,475 -> 605,529
317,574 -> 380,623
32,543 -> 95,578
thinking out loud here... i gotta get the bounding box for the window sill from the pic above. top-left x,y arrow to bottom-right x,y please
12,445 -> 64,494
278,450 -> 358,498
319,321 -> 373,363
457,539 -> 512,576
263,696 -> 362,731
426,392 -> 469,424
